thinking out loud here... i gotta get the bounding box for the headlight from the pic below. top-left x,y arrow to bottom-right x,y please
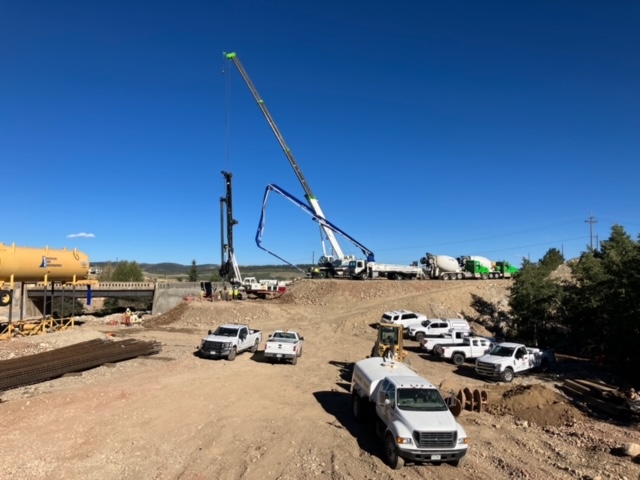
396,437 -> 412,445
458,437 -> 470,445
225,342 -> 233,348
494,365 -> 501,371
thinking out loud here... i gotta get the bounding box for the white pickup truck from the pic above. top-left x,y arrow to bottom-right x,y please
435,337 -> 495,365
351,357 -> 469,470
263,330 -> 304,365
475,342 -> 555,382
196,324 -> 262,361
421,329 -> 475,354
408,319 -> 470,342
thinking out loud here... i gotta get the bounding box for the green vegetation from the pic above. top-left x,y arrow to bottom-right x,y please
188,260 -> 199,282
508,225 -> 640,383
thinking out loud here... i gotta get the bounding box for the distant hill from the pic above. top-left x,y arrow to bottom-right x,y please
91,262 -> 309,281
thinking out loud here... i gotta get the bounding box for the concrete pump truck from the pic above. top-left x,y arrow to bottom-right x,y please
223,51 -> 372,278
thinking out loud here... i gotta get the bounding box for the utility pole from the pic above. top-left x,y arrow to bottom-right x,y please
585,212 -> 598,250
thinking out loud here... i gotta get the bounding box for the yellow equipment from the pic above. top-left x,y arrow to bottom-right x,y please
371,323 -> 407,361
0,243 -> 92,306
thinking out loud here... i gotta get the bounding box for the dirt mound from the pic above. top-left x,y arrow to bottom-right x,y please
143,302 -> 191,327
489,384 -> 584,427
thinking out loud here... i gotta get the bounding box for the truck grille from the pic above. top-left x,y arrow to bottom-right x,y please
413,431 -> 456,448
202,341 -> 226,352
476,361 -> 497,376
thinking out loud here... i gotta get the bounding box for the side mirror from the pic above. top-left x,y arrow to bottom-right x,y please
208,330 -> 212,335
300,336 -> 305,341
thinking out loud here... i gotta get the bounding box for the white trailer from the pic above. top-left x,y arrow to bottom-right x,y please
349,260 -> 424,280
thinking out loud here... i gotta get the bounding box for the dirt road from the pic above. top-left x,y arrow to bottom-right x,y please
1,280 -> 639,480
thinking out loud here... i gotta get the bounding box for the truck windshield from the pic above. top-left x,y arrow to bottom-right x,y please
397,388 -> 448,412
490,345 -> 515,357
213,327 -> 238,337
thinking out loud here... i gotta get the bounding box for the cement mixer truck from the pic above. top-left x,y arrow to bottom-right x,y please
0,243 -> 92,306
420,253 -> 518,280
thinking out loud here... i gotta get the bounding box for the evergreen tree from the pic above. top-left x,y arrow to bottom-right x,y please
540,248 -> 565,271
188,260 -> 199,282
508,255 -> 563,347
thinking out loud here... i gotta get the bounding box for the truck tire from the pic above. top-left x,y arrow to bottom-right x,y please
384,433 -> 404,470
291,354 -> 298,365
297,346 -> 303,357
448,454 -> 467,468
501,367 -> 514,382
539,358 -> 550,372
352,393 -> 363,421
415,332 -> 425,343
451,353 -> 465,366
227,347 -> 237,361
250,339 -> 259,353
0,290 -> 11,307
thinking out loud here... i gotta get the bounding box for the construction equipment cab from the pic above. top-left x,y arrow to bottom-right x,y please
372,323 -> 407,361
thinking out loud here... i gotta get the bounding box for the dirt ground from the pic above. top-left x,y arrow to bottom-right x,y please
1,279 -> 639,480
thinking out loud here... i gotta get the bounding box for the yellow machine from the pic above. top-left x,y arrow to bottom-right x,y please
0,243 -> 92,306
371,323 -> 407,361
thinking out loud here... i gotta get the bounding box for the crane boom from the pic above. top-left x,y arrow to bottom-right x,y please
224,51 -> 346,262
255,184 -> 375,272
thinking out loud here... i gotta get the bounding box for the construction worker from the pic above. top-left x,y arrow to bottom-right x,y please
232,286 -> 239,300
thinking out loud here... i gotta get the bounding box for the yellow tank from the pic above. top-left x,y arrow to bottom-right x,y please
0,243 -> 91,285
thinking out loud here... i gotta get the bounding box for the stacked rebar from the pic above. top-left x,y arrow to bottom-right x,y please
0,338 -> 162,391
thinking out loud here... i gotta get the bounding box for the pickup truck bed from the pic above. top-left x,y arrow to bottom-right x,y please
264,331 -> 304,365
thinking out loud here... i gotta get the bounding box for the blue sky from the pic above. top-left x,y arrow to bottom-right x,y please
2,1 -> 639,268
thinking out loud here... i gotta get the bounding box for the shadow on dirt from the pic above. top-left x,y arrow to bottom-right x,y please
329,360 -> 354,392
313,390 -> 381,459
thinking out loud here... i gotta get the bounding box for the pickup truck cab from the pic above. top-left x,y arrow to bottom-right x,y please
351,357 -> 469,470
380,310 -> 428,332
408,319 -> 470,342
435,337 -> 495,365
264,330 -> 304,365
197,324 -> 262,361
475,342 -> 555,382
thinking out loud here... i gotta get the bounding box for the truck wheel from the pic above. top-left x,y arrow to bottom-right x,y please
297,346 -> 303,357
415,332 -> 424,343
227,347 -> 237,361
481,273 -> 488,280
384,434 -> 404,470
291,354 -> 298,365
352,393 -> 363,421
250,340 -> 259,353
448,454 -> 467,468
501,368 -> 514,382
0,290 -> 11,307
452,353 -> 465,366
539,358 -> 550,372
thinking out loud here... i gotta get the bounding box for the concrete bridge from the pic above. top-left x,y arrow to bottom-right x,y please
8,281 -> 221,319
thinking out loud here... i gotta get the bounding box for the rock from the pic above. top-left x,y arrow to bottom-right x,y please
622,443 -> 640,457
